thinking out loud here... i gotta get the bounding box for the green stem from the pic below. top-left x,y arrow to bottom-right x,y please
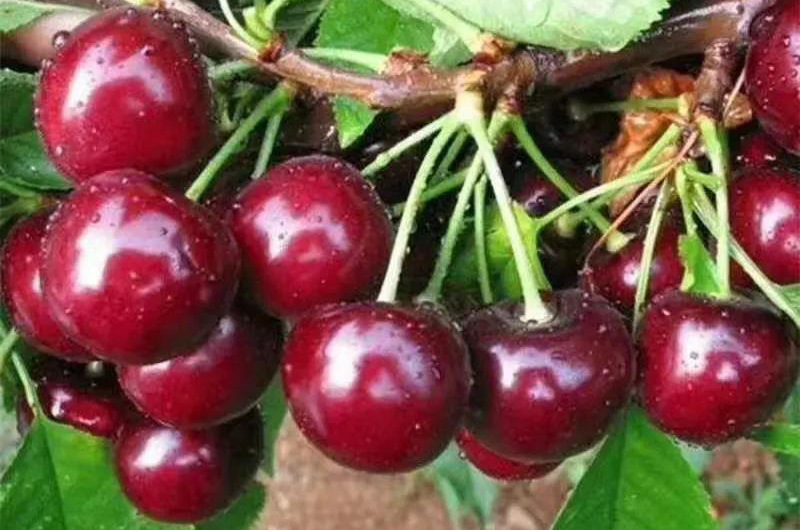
301,48 -> 387,72
209,60 -> 254,82
433,129 -> 470,181
243,7 -> 272,41
218,0 -> 264,50
683,166 -> 721,189
377,118 -> 461,303
417,112 -> 509,303
473,176 -> 493,304
569,97 -> 681,121
698,116 -> 731,298
460,94 -> 551,322
402,0 -> 485,53
676,163 -> 698,238
260,0 -> 292,28
630,123 -> 683,175
391,169 -> 467,216
362,113 -> 453,179
509,116 -> 612,233
11,351 -> 36,408
185,84 -> 295,201
251,100 -> 291,179
0,196 -> 43,227
632,180 -> 672,331
0,177 -> 43,199
0,329 -> 19,382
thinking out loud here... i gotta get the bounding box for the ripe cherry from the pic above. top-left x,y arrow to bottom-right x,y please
640,291 -> 799,445
1,212 -> 93,362
456,430 -> 558,482
581,222 -> 684,313
229,156 -> 393,319
42,170 -> 240,365
462,290 -> 635,463
17,360 -> 131,439
115,409 -> 263,524
746,0 -> 800,155
736,131 -> 783,168
282,302 -> 470,473
36,7 -> 215,183
118,309 -> 282,429
729,166 -> 800,285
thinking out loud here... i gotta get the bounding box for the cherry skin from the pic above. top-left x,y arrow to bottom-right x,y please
17,360 -> 132,439
36,7 -> 215,183
115,409 -> 263,524
456,430 -> 558,482
282,302 -> 470,473
462,290 -> 635,463
42,169 -> 240,365
118,309 -> 282,429
1,212 -> 93,362
746,0 -> 800,155
736,131 -> 783,169
581,222 -> 684,313
640,291 -> 799,445
229,156 -> 393,319
729,166 -> 800,285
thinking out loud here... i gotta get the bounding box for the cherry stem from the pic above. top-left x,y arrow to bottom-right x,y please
434,129 -> 470,181
692,188 -> 800,328
460,92 -> 551,323
403,0 -> 485,53
218,0 -> 263,50
509,116 -> 613,234
185,82 -> 295,201
302,48 -> 387,72
0,196 -> 44,228
377,117 -> 461,303
473,175 -> 494,304
698,116 -> 731,298
362,113 -> 454,179
683,166 -> 722,189
676,163 -> 698,238
251,100 -> 291,179
209,59 -> 253,82
631,123 -> 684,176
417,111 -> 510,304
0,329 -> 19,383
632,180 -> 673,331
391,168 -> 467,216
0,177 -> 43,200
569,97 -> 681,121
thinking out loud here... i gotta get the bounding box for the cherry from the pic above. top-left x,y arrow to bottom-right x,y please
36,7 -> 215,183
462,290 -> 635,463
456,430 -> 558,482
229,156 -> 393,319
640,291 -> 799,445
42,169 -> 240,365
736,131 -> 783,168
581,222 -> 684,313
17,360 -> 132,439
118,309 -> 282,429
282,302 -> 470,473
729,166 -> 800,285
115,409 -> 263,524
746,0 -> 800,155
1,212 -> 93,362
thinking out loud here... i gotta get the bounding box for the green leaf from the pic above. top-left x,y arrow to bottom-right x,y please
552,407 -> 717,530
275,0 -> 330,46
783,284 -> 800,309
331,97 -> 378,149
196,483 -> 266,530
0,70 -> 37,138
679,234 -> 721,296
752,424 -> 800,457
0,0 -> 54,34
777,387 -> 800,514
259,375 -> 287,476
429,27 -> 471,67
427,444 -> 499,528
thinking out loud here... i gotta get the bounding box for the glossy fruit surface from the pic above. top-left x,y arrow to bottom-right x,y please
456,430 -> 558,482
119,310 -> 282,429
463,290 -> 635,463
36,7 -> 215,183
729,167 -> 800,285
282,302 -> 470,473
43,170 -> 240,365
737,131 -> 782,168
746,0 -> 800,155
581,223 -> 684,313
230,156 -> 393,319
1,212 -> 93,362
115,409 -> 263,523
640,291 -> 799,445
17,360 -> 131,439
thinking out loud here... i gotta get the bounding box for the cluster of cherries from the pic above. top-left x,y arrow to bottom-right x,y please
2,0 -> 800,525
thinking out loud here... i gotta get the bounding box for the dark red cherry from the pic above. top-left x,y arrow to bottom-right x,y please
36,7 -> 215,183
282,302 -> 470,473
640,291 -> 799,445
729,167 -> 800,285
1,213 -> 93,362
736,131 -> 783,168
115,409 -> 263,524
17,360 -> 131,439
456,430 -> 558,481
42,170 -> 240,365
580,223 -> 684,313
118,310 -> 282,429
229,156 -> 393,319
746,0 -> 800,155
462,290 -> 635,463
